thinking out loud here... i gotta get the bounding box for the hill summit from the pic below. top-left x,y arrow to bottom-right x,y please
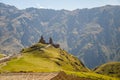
0,37 -> 88,72
0,37 -> 118,80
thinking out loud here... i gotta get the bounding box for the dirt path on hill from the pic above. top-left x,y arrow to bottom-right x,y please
0,53 -> 21,64
0,72 -> 58,80
0,72 -> 92,80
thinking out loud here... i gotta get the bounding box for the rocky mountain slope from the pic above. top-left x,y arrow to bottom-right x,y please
0,3 -> 120,68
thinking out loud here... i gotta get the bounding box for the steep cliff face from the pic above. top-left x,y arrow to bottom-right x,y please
0,3 -> 120,68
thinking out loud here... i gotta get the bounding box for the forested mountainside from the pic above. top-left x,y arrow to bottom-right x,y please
0,3 -> 120,68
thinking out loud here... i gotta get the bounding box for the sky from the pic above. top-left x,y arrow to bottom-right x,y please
0,0 -> 120,10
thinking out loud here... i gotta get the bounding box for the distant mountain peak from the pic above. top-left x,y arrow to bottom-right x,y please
0,2 -> 17,9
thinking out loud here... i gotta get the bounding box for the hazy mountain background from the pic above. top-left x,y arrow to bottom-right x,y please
0,3 -> 120,68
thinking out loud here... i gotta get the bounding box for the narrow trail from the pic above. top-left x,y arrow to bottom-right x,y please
0,72 -> 92,80
0,53 -> 20,64
0,72 -> 58,80
0,55 -> 13,63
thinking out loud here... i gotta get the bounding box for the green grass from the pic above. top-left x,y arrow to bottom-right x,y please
0,53 -> 61,72
0,43 -> 88,72
0,43 -> 120,80
94,62 -> 120,78
65,71 -> 119,80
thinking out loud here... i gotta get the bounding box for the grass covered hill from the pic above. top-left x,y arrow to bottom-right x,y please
0,43 -> 88,72
0,43 -> 119,80
94,62 -> 120,78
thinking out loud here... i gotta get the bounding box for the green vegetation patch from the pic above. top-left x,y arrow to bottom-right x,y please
0,52 -> 61,72
94,62 -> 120,78
0,43 -> 88,73
65,71 -> 119,80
